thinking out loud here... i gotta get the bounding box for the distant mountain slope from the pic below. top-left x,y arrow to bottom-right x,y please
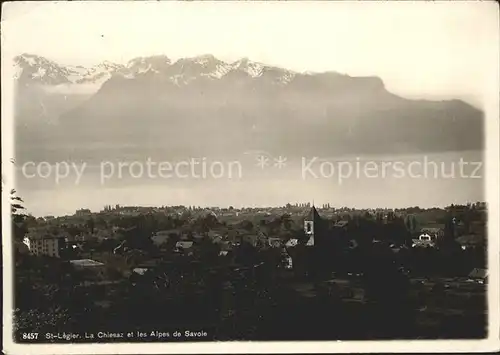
14,53 -> 124,86
13,54 -> 484,163
13,54 -> 125,126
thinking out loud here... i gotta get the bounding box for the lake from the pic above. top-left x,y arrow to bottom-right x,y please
14,150 -> 484,217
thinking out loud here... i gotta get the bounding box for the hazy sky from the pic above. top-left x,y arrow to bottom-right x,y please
2,1 -> 498,106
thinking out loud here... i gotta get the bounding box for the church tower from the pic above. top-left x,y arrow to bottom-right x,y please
304,205 -> 323,246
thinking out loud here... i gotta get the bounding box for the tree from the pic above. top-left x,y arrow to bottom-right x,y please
281,214 -> 292,230
11,189 -> 25,214
86,217 -> 95,234
197,235 -> 220,263
444,215 -> 456,241
196,213 -> 220,233
405,216 -> 412,232
234,241 -> 258,266
11,189 -> 28,240
120,225 -> 154,251
240,220 -> 254,232
411,215 -> 418,232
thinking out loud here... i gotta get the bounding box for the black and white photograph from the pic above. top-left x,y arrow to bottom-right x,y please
2,1 -> 499,353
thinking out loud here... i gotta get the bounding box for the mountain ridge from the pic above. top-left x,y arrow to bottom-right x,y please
14,52 -> 379,87
13,53 -> 484,163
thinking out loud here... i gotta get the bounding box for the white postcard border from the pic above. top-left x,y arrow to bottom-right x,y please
2,1 -> 499,354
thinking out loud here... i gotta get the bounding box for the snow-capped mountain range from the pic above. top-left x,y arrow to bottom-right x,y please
14,53 -> 122,86
14,53 -> 299,88
13,53 -> 483,164
12,52 -> 336,127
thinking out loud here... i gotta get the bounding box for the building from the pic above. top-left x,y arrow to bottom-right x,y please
411,233 -> 437,248
285,238 -> 299,248
70,258 -> 105,269
420,227 -> 444,239
456,234 -> 485,250
174,241 -> 194,255
334,220 -> 349,230
474,202 -> 487,211
468,268 -> 488,284
280,248 -> 293,269
132,267 -> 150,276
23,234 -> 63,258
268,237 -> 282,248
303,205 -> 327,247
75,208 -> 92,216
151,230 -> 176,247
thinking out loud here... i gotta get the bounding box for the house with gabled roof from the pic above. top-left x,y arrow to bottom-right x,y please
468,268 -> 487,283
268,237 -> 283,248
151,231 -> 175,246
420,226 -> 444,239
174,241 -> 194,256
285,238 -> 299,248
334,220 -> 349,229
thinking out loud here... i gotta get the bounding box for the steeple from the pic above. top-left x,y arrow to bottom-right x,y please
303,204 -> 324,247
305,205 -> 322,222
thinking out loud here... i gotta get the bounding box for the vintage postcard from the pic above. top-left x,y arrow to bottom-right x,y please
2,1 -> 499,353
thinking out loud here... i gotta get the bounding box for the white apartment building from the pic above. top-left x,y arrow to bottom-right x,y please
23,235 -> 61,258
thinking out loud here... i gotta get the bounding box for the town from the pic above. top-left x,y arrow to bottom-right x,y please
13,200 -> 487,341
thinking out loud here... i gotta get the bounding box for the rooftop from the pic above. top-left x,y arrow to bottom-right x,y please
25,233 -> 64,240
175,241 -> 194,249
335,220 -> 349,227
155,229 -> 181,236
70,259 -> 105,267
305,206 -> 322,221
285,238 -> 299,247
421,227 -> 443,233
468,268 -> 488,279
456,234 -> 484,245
